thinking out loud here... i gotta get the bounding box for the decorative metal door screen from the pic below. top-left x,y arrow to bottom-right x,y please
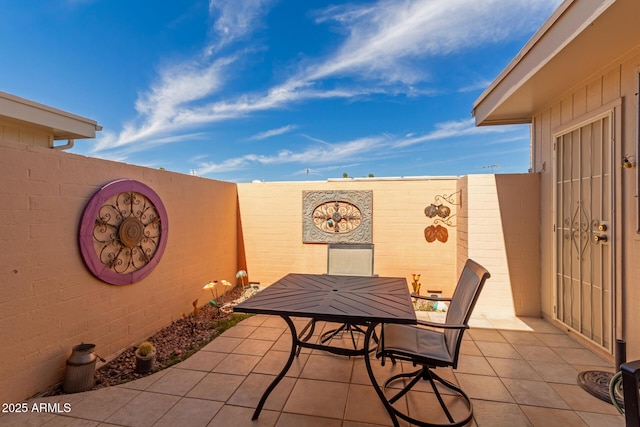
555,114 -> 613,352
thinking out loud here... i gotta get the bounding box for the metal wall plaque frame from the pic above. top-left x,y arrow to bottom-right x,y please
79,179 -> 168,285
303,190 -> 372,244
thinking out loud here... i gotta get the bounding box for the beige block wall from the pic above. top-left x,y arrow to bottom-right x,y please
458,174 -> 541,317
531,45 -> 640,358
237,178 -> 460,295
1,116 -> 52,148
0,140 -> 238,403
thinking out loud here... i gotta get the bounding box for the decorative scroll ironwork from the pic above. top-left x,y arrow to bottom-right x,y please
312,201 -> 362,233
567,201 -> 594,260
79,179 -> 168,285
423,190 -> 460,243
92,191 -> 161,274
303,190 -> 372,243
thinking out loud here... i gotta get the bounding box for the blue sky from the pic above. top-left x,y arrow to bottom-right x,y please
1,0 -> 562,182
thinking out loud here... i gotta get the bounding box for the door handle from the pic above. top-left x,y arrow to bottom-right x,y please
594,235 -> 608,243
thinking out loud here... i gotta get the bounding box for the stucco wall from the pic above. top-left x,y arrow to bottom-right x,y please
237,178 -> 460,294
531,46 -> 640,358
458,174 -> 541,317
0,140 -> 238,403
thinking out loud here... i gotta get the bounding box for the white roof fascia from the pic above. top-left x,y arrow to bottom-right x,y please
472,0 -> 617,126
0,91 -> 101,139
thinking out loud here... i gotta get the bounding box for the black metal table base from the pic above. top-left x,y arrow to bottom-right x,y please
251,315 -> 370,420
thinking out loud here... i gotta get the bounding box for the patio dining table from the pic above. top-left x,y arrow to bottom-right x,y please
233,272 -> 417,421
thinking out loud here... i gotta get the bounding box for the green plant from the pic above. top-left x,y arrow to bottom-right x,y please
137,341 -> 155,356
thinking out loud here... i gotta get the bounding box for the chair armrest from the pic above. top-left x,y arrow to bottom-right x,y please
410,293 -> 452,302
416,320 -> 469,330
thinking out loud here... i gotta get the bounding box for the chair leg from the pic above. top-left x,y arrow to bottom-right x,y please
377,365 -> 473,427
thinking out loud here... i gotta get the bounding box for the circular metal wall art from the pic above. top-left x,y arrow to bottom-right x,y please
79,179 -> 168,285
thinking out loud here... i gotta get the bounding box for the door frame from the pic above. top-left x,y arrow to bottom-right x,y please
551,98 -> 622,354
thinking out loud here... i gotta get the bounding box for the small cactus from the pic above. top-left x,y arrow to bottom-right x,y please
137,341 -> 155,357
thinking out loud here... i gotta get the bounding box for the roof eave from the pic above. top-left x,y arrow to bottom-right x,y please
472,0 -> 618,126
0,91 -> 101,140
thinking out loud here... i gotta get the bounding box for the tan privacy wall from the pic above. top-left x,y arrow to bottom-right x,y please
458,174 -> 541,317
0,140 -> 238,403
237,178 -> 460,294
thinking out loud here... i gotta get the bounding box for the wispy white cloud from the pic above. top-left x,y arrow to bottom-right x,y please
93,0 -> 558,156
207,0 -> 273,53
248,125 -> 297,141
195,136 -> 386,175
394,118 -> 523,148
308,0 -> 561,84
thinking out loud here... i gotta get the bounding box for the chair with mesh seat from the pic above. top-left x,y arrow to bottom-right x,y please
319,243 -> 375,347
366,259 -> 490,427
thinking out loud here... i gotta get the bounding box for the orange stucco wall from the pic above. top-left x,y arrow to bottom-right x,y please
236,179 -> 460,294
457,174 -> 541,317
0,139 -> 238,403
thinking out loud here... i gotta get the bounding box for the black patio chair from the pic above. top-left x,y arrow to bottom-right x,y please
319,243 -> 376,347
368,258 -> 490,427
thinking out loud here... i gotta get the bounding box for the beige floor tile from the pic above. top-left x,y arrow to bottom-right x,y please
186,372 -> 244,401
405,390 -> 473,426
344,384 -> 394,426
350,357 -> 404,386
282,379 -> 349,419
249,327 -> 286,342
475,341 -> 522,359
500,378 -> 569,409
549,383 -> 620,415
467,328 -> 507,342
271,334 -> 294,352
500,330 -> 545,346
262,317 -> 289,329
513,344 -> 565,363
63,387 -> 141,422
454,374 -> 514,403
0,411 -> 56,426
276,413 -> 342,427
459,339 -> 483,356
300,353 -> 354,382
220,325 -> 258,338
575,411 -> 624,427
174,350 -> 226,372
342,421 -> 411,427
534,333 -> 584,348
528,361 -> 579,384
153,397 -> 223,427
487,357 -> 542,381
104,392 -> 180,427
517,318 -> 566,334
213,353 -> 262,375
520,405 -> 588,427
116,368 -> 170,391
553,348 -> 611,367
38,415 -> 99,426
471,399 -> 531,427
455,355 -> 496,376
232,338 -> 274,356
202,336 -> 244,353
208,405 -> 278,427
227,373 -> 296,411
237,315 -> 267,327
145,368 -> 207,396
252,350 -> 309,377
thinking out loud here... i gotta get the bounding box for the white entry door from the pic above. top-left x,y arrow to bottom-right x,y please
555,113 -> 614,352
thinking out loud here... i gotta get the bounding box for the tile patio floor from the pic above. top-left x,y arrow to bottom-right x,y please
0,314 -> 625,427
